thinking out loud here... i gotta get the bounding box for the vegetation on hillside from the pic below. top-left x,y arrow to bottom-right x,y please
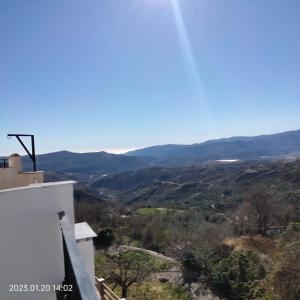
92,160 -> 300,211
74,159 -> 300,299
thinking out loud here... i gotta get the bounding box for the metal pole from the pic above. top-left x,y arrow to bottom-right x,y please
31,135 -> 36,172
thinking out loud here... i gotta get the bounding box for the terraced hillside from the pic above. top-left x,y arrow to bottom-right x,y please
92,159 -> 300,208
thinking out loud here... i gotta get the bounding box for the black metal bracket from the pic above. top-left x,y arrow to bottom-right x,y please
7,134 -> 36,172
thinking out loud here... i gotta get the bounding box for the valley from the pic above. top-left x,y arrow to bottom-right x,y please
38,130 -> 300,299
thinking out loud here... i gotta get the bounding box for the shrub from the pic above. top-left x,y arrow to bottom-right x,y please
210,251 -> 266,300
269,223 -> 300,300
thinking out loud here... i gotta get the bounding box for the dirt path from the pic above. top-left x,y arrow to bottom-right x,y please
111,245 -> 219,299
118,245 -> 178,263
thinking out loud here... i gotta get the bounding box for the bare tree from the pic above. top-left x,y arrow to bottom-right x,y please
233,201 -> 257,237
235,185 -> 277,236
104,247 -> 156,298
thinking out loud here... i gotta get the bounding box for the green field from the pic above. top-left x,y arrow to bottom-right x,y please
136,207 -> 169,215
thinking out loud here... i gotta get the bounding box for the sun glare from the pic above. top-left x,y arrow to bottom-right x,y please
171,0 -> 213,132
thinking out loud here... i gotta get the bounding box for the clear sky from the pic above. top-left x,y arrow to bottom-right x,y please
1,0 -> 300,155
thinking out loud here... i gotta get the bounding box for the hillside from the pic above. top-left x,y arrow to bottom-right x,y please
92,159 -> 300,208
22,150 -> 156,180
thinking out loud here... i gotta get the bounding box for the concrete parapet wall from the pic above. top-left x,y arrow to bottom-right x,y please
0,168 -> 44,190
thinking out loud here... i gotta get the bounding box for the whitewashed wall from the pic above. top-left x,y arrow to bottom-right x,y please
0,181 -> 75,300
77,239 -> 96,281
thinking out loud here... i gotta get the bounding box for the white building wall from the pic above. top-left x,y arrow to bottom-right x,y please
77,239 -> 96,281
0,181 -> 75,300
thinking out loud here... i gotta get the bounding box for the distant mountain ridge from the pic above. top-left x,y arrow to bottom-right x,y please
126,129 -> 300,165
21,129 -> 300,177
23,150 -> 155,178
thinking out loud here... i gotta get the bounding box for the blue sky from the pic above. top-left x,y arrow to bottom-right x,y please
1,0 -> 300,154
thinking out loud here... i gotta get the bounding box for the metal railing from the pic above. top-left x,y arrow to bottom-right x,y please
57,211 -> 99,300
96,278 -> 125,300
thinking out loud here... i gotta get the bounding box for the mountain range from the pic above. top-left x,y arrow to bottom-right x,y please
22,129 -> 300,177
23,150 -> 154,180
126,129 -> 300,165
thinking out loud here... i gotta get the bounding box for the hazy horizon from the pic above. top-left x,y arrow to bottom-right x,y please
1,127 -> 299,156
